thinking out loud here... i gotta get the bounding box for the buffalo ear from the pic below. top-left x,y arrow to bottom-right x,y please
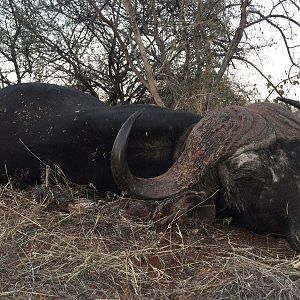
152,191 -> 216,227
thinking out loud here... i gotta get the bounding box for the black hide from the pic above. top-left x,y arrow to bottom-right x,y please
218,138 -> 300,250
0,83 -> 200,191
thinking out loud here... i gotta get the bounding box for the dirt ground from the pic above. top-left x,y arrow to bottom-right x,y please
0,184 -> 299,299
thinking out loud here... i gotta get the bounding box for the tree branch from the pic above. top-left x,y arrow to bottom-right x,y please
121,0 -> 165,107
87,0 -> 150,92
206,0 -> 250,110
215,0 -> 250,83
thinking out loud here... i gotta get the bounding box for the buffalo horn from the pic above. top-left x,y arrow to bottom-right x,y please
111,104 -> 282,199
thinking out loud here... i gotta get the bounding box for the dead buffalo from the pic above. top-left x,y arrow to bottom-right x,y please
0,83 -> 200,191
111,102 -> 300,251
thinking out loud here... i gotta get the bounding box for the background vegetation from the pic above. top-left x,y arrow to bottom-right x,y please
0,0 -> 299,112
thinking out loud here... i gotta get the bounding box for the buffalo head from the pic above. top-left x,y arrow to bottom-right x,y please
111,103 -> 300,251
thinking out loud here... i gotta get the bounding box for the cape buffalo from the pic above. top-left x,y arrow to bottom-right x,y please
0,83 -> 201,191
111,102 -> 300,251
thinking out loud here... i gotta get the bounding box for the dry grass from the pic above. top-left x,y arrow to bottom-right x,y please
0,184 -> 300,299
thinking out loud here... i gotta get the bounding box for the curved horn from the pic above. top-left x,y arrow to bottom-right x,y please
277,97 -> 300,110
111,109 -> 144,193
111,105 -> 276,199
111,108 -> 188,198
